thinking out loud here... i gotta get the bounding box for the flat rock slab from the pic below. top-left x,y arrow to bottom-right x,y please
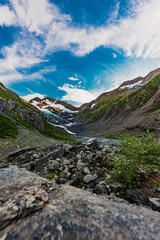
0,166 -> 160,240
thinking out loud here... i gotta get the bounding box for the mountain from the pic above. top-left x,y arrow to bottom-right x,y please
29,96 -> 79,135
76,68 -> 160,138
0,82 -> 74,142
29,96 -> 79,115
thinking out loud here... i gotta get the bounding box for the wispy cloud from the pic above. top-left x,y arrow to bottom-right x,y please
0,0 -> 160,88
58,84 -> 105,105
68,77 -> 79,81
22,93 -> 45,101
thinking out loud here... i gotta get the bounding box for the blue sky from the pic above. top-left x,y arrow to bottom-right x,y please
0,0 -> 160,105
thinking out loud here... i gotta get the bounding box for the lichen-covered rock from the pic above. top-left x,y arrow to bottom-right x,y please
0,166 -> 160,240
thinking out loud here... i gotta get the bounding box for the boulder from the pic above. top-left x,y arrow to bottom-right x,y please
0,166 -> 160,240
83,174 -> 98,183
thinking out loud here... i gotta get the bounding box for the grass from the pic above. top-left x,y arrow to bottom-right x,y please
0,113 -> 18,138
107,134 -> 160,189
83,74 -> 160,122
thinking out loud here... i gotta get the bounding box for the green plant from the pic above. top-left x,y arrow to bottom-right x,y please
108,134 -> 160,188
0,113 -> 18,138
45,172 -> 54,180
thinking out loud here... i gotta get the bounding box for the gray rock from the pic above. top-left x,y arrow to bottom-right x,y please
48,160 -> 60,171
77,162 -> 86,171
93,184 -> 108,195
83,174 -> 97,183
84,167 -> 90,174
0,166 -> 160,240
51,149 -> 65,160
148,198 -> 160,211
63,159 -> 71,165
125,189 -> 146,205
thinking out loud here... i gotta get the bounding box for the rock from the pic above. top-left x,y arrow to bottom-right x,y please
51,149 -> 65,160
148,198 -> 160,211
88,139 -> 100,151
93,184 -> 108,195
48,160 -> 60,171
84,167 -> 90,174
7,147 -> 37,162
77,162 -> 86,171
63,159 -> 71,165
70,173 -> 83,187
83,174 -> 98,183
0,166 -> 160,240
125,189 -> 146,205
109,183 -> 123,193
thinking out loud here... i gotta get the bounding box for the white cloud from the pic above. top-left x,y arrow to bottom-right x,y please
58,84 -> 104,105
22,93 -> 44,101
0,5 -> 16,26
113,53 -> 117,58
0,71 -> 22,85
1,0 -> 160,87
46,0 -> 160,59
68,77 -> 79,81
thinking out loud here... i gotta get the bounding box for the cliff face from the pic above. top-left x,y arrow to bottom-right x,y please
76,69 -> 160,137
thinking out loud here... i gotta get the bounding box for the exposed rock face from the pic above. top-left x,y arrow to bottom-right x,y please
0,166 -> 160,240
0,98 -> 17,111
12,106 -> 45,131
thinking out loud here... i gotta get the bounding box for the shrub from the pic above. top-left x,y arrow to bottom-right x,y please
108,134 -> 160,188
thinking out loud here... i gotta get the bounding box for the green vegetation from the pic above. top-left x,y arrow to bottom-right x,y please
126,125 -> 155,133
85,92 -> 127,122
108,134 -> 160,189
41,119 -> 74,142
10,112 -> 74,142
0,113 -> 18,138
84,74 -> 160,122
45,172 -> 54,180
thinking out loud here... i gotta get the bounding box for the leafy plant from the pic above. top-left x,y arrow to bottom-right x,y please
108,134 -> 160,188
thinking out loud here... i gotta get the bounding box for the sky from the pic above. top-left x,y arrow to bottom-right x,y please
0,0 -> 160,106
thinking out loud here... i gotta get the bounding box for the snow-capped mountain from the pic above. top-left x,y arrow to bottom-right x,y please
29,97 -> 79,135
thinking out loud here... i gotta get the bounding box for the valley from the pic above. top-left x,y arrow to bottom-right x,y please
0,68 -> 160,239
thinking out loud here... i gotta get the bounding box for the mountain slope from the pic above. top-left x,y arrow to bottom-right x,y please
77,69 -> 160,137
0,82 -> 74,142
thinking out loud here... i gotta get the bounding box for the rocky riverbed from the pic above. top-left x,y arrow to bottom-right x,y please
3,138 -> 160,212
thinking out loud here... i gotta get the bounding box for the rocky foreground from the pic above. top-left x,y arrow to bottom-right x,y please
0,166 -> 160,240
4,139 -> 160,211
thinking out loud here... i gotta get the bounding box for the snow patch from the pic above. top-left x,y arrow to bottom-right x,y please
90,103 -> 97,109
50,123 -> 76,135
120,81 -> 143,89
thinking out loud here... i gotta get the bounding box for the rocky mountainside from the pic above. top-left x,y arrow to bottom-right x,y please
0,82 -> 74,142
76,68 -> 160,137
